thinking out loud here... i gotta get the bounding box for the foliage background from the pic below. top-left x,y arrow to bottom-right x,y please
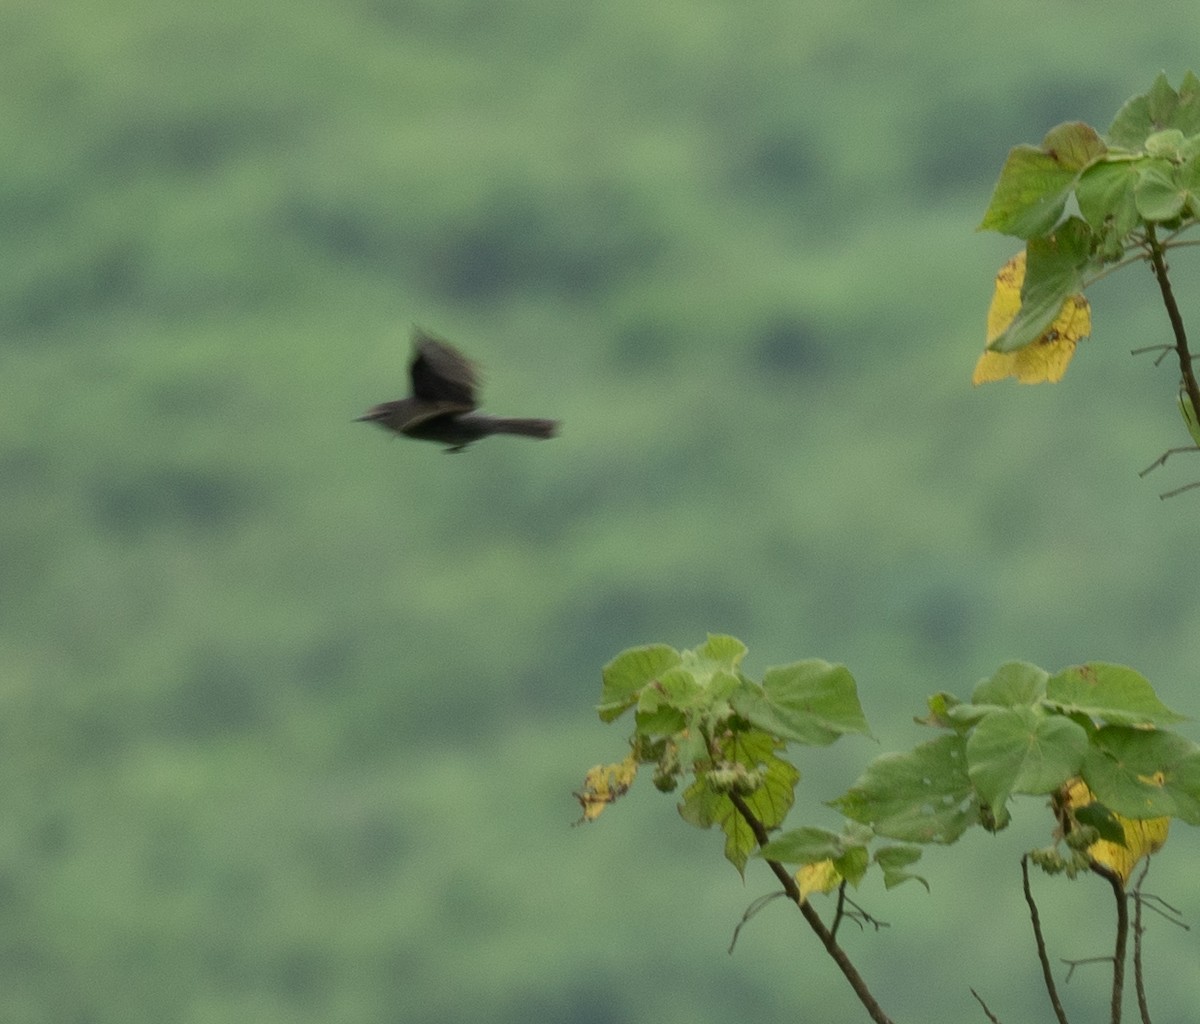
4,1 -> 1200,1021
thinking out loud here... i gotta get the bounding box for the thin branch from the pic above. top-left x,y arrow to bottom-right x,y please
837,893 -> 890,934
1158,479 -> 1200,500
1160,221 -> 1200,245
1130,342 -> 1185,368
1137,893 -> 1187,930
1021,855 -> 1071,1024
1131,860 -> 1152,1024
1083,244 -> 1151,288
832,879 -> 848,938
1138,446 -> 1200,477
727,790 -> 895,1024
1090,860 -> 1128,1024
727,891 -> 787,954
1129,343 -> 1173,360
1145,224 -> 1200,442
971,987 -> 1003,1023
1165,236 -> 1200,248
1063,955 -> 1115,982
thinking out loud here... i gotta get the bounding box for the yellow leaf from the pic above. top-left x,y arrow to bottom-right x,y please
1063,777 -> 1169,886
574,753 -> 638,823
972,251 -> 1091,385
796,859 -> 842,902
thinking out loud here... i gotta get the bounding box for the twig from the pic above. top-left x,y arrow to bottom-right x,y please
832,879 -> 848,938
727,891 -> 787,954
1131,860 -> 1152,1024
1062,955 -> 1114,982
1138,446 -> 1200,477
1090,860 -> 1128,1024
1159,479 -> 1200,500
727,790 -> 895,1024
1130,343 -> 1174,366
970,987 -> 1003,1023
1161,222 -> 1200,245
837,893 -> 890,934
1021,855 -> 1071,1024
1085,244 -> 1151,288
1137,893 -> 1187,930
1145,224 -> 1200,441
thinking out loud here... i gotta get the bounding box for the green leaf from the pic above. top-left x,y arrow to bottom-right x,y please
677,636 -> 746,692
708,671 -> 742,702
673,725 -> 710,770
1135,159 -> 1188,222
599,644 -> 680,721
633,701 -> 686,738
727,729 -> 798,827
978,124 -> 1102,239
1044,663 -> 1187,726
1072,802 -> 1128,845
758,825 -> 872,887
1180,155 -> 1200,218
732,660 -> 871,746
678,730 -> 798,875
759,825 -> 849,865
988,218 -> 1093,352
1145,128 -> 1186,158
1108,75 -> 1165,147
966,707 -> 1087,811
916,691 -> 963,729
944,702 -> 992,727
1083,726 -> 1200,824
1075,160 -> 1141,256
1147,71 -> 1182,116
972,661 -> 1049,707
693,633 -> 748,670
654,665 -> 703,702
978,145 -> 1078,239
1041,121 -> 1107,170
831,734 -> 978,844
874,845 -> 929,891
1108,72 -> 1200,149
633,668 -> 709,753
1182,70 -> 1200,123
835,845 -> 871,887
678,777 -> 757,873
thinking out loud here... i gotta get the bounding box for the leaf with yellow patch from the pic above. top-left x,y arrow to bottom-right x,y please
973,251 -> 1092,385
797,860 -> 842,902
1063,777 -> 1169,885
574,753 -> 638,823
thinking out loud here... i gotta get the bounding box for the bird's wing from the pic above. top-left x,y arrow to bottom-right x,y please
400,400 -> 475,430
409,329 -> 480,407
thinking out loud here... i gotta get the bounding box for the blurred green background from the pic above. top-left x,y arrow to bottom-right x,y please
5,1 -> 1200,1021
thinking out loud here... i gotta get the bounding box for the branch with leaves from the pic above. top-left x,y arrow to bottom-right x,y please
576,72 -> 1200,1024
576,636 -> 1200,1021
974,72 -> 1200,497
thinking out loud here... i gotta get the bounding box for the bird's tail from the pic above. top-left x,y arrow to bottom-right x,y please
488,417 -> 559,440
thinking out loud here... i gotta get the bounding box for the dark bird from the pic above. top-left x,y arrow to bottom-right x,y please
357,329 -> 560,452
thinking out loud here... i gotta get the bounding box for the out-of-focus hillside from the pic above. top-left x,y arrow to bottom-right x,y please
3,2 -> 1200,1021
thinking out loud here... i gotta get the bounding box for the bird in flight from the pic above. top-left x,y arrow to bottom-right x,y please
357,329 -> 560,452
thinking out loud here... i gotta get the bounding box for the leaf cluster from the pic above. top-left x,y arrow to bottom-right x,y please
834,661 -> 1200,880
583,640 -> 1200,894
979,72 -> 1200,353
586,635 -> 871,874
